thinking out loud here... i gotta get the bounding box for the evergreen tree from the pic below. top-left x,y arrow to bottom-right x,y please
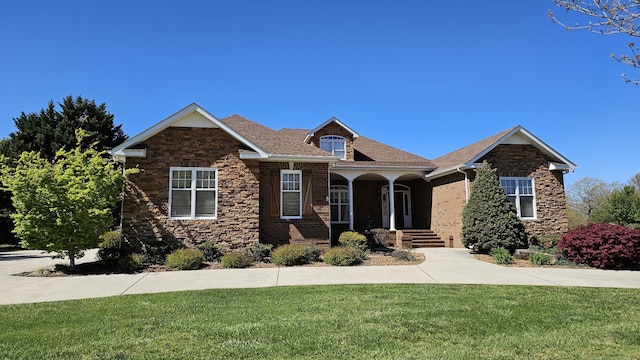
602,185 -> 640,226
1,95 -> 127,161
461,161 -> 528,253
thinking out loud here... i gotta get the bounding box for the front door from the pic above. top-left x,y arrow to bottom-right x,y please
381,185 -> 412,229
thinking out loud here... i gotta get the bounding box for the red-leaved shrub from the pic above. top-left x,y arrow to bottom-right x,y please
558,223 -> 640,269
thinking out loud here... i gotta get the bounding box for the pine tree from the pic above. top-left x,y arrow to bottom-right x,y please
1,95 -> 127,161
461,161 -> 528,253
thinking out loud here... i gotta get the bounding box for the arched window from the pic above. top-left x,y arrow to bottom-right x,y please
320,135 -> 346,160
330,185 -> 349,223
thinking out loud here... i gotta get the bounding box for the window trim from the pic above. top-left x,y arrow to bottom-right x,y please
499,176 -> 536,220
169,167 -> 218,220
330,185 -> 349,224
319,135 -> 346,160
280,169 -> 302,219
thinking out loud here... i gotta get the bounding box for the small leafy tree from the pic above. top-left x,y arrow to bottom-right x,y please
462,161 -> 528,253
602,185 -> 640,225
0,130 -> 125,270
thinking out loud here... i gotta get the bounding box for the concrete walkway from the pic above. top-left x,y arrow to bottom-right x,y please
1,248 -> 639,305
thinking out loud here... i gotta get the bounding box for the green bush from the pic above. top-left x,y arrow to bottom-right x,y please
97,231 -> 123,264
118,253 -> 147,273
145,239 -> 183,265
244,243 -> 273,262
392,249 -> 416,262
165,248 -> 205,270
196,241 -> 225,262
461,161 -> 528,253
271,244 -> 309,266
339,231 -> 369,256
490,247 -> 513,265
529,252 -> 552,266
303,245 -> 322,263
221,252 -> 253,268
323,246 -> 362,266
530,234 -> 560,249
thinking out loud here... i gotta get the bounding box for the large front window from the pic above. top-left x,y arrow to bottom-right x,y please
170,167 -> 217,219
330,185 -> 349,223
281,170 -> 302,219
320,135 -> 346,160
500,177 -> 536,219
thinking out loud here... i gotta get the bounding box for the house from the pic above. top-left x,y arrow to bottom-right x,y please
110,103 -> 577,251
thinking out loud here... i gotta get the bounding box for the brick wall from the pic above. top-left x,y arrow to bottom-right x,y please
429,172 -> 467,247
479,144 -> 568,237
122,127 -> 260,251
259,162 -> 331,247
309,122 -> 355,161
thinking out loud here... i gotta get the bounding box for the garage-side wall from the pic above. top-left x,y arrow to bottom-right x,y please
429,172 -> 467,247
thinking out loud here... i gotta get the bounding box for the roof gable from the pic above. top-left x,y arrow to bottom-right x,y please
110,103 -> 269,159
304,117 -> 360,143
427,125 -> 577,179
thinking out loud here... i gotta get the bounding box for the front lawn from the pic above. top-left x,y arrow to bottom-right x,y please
1,284 -> 639,359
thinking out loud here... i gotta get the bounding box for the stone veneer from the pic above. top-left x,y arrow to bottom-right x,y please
122,127 -> 260,251
479,144 -> 569,237
259,162 -> 331,247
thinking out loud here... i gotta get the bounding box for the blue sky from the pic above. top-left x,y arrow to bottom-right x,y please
1,1 -> 638,187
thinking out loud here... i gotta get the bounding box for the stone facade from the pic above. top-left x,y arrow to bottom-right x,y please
429,172 -> 467,247
122,127 -> 260,251
478,144 -> 569,237
308,122 -> 355,161
259,162 -> 331,248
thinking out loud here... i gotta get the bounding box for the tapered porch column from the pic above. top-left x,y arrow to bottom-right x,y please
347,178 -> 354,230
388,179 -> 396,231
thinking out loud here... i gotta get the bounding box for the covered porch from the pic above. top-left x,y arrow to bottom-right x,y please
329,167 -> 442,247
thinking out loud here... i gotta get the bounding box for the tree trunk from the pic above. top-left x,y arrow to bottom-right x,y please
69,252 -> 76,271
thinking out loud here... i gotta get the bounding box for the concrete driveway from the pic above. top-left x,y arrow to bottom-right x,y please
1,248 -> 639,305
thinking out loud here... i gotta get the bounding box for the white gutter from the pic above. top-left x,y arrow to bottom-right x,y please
456,167 -> 469,203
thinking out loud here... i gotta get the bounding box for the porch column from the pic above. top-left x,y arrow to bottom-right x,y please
388,179 -> 396,231
347,178 -> 354,230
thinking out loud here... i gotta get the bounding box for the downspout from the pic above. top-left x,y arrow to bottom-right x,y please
456,167 -> 469,203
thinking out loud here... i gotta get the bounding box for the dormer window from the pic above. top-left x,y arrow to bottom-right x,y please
320,135 -> 346,160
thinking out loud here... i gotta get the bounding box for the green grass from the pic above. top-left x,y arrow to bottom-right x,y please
1,285 -> 639,359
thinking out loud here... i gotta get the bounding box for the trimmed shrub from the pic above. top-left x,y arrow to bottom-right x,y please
196,241 -> 225,262
461,161 -> 528,253
339,231 -> 368,256
221,251 -> 253,268
529,252 -> 552,266
558,223 -> 640,269
97,231 -> 123,264
303,245 -> 322,263
244,243 -> 273,262
118,253 -> 147,273
392,249 -> 416,262
490,247 -> 513,265
530,234 -> 560,249
165,248 -> 205,270
271,244 -> 309,266
323,246 -> 363,266
145,239 -> 183,265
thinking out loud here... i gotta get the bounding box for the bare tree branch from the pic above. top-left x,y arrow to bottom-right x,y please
549,0 -> 640,85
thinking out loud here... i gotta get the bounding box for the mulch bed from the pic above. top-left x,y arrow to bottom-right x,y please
17,248 -> 425,277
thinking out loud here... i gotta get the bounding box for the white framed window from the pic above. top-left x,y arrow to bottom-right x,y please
319,135 -> 346,160
169,167 -> 217,219
330,185 -> 349,223
281,170 -> 302,219
500,177 -> 536,219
